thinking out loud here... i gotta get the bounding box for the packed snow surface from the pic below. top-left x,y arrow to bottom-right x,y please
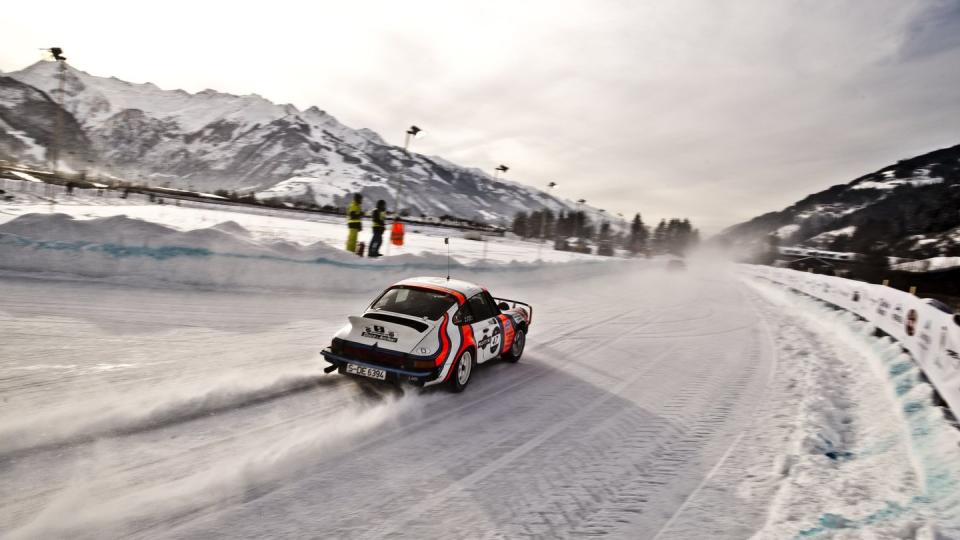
0,179 -> 603,268
2,262 -> 959,538
2,187 -> 959,538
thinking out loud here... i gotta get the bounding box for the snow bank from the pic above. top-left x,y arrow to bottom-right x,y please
0,213 -> 618,293
744,280 -> 960,538
741,265 -> 960,425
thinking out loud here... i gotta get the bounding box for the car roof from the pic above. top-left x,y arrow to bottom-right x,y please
393,276 -> 484,298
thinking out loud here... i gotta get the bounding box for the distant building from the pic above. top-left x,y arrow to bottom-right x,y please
783,256 -> 836,275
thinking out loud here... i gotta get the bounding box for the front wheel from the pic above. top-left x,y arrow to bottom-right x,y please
448,349 -> 474,393
504,329 -> 525,363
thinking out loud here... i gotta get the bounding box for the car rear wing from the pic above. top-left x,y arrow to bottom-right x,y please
494,297 -> 533,325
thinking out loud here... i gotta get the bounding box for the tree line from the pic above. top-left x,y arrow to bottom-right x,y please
511,209 -> 699,256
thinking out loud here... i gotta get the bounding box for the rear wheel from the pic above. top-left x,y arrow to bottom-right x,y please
449,350 -> 474,393
505,329 -> 525,363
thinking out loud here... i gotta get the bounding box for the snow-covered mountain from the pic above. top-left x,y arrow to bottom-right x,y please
0,61 -> 606,226
718,144 -> 960,258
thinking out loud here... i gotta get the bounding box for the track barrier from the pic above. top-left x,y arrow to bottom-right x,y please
742,265 -> 960,420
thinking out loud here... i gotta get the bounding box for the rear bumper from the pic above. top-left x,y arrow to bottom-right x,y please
321,349 -> 438,385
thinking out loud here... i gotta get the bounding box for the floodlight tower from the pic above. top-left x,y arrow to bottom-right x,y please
394,125 -> 423,220
576,198 -> 586,237
537,181 -> 558,259
386,125 -> 424,255
46,47 -> 67,175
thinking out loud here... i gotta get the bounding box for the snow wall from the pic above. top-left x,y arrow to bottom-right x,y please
742,265 -> 960,419
0,213 -> 622,293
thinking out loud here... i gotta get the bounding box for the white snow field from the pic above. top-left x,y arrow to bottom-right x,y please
1,196 -> 959,539
0,179 -> 599,266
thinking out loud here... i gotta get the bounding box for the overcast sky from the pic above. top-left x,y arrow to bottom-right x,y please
2,0 -> 959,233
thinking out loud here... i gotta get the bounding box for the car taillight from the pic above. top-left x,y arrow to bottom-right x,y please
410,359 -> 435,370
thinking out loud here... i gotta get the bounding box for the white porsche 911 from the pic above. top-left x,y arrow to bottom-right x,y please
321,277 -> 532,392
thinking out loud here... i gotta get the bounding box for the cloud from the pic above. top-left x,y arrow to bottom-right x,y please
1,0 -> 958,233
899,0 -> 960,60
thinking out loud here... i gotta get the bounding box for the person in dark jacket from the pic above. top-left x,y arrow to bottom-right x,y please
346,193 -> 363,253
368,199 -> 387,257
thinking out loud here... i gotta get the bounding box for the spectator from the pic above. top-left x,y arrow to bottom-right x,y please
346,193 -> 363,253
368,199 -> 386,257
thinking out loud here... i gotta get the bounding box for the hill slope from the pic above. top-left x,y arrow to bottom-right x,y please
1,61 -> 602,226
718,144 -> 960,258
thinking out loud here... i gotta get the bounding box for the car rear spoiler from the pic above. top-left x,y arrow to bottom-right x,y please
493,297 -> 533,325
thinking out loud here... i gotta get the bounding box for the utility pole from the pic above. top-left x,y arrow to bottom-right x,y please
538,181 -> 557,260
576,198 -> 586,238
387,125 -> 422,256
394,125 -> 422,221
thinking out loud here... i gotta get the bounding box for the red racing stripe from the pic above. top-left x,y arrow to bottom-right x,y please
443,323 -> 475,383
434,313 -> 451,367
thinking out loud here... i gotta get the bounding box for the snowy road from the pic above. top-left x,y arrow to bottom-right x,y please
1,268 -> 955,538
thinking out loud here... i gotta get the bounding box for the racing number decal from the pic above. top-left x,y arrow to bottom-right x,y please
490,326 -> 501,354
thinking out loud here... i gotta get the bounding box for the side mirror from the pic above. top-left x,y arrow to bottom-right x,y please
498,302 -> 510,311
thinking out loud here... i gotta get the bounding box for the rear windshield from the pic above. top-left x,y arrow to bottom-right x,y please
370,287 -> 457,320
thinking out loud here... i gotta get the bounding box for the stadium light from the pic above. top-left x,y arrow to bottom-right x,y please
44,47 -> 68,174
47,47 -> 66,61
392,125 -> 426,249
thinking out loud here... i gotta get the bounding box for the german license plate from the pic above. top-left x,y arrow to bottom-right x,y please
345,363 -> 387,380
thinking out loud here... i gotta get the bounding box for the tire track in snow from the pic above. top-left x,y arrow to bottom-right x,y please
362,345 -> 679,540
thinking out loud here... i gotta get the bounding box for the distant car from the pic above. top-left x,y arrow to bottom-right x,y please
666,259 -> 686,271
321,277 -> 532,392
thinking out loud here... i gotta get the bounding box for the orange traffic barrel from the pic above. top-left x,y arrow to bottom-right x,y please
391,222 -> 405,246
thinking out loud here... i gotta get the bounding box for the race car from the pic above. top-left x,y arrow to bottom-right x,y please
321,276 -> 532,392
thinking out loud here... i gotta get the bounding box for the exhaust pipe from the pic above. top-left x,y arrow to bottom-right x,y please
323,364 -> 339,374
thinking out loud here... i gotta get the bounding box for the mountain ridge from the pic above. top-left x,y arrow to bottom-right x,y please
0,61 -> 608,227
718,143 -> 960,258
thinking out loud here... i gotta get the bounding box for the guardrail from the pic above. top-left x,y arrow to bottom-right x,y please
741,265 -> 960,420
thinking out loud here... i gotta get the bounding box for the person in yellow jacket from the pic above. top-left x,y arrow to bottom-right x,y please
345,193 -> 363,253
368,199 -> 386,257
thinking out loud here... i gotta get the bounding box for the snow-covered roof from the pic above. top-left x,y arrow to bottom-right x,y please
11,171 -> 43,183
394,276 -> 482,299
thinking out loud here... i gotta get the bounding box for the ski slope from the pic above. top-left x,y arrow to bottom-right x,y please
2,262 -> 958,539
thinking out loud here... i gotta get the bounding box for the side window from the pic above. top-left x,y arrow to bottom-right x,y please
468,294 -> 493,321
453,306 -> 475,325
483,291 -> 501,315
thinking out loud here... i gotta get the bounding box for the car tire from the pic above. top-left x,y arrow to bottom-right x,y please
504,329 -> 525,363
449,349 -> 474,393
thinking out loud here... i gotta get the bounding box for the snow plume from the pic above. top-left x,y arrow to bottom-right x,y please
744,278 -> 960,538
0,369 -> 330,458
7,389 -> 429,539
